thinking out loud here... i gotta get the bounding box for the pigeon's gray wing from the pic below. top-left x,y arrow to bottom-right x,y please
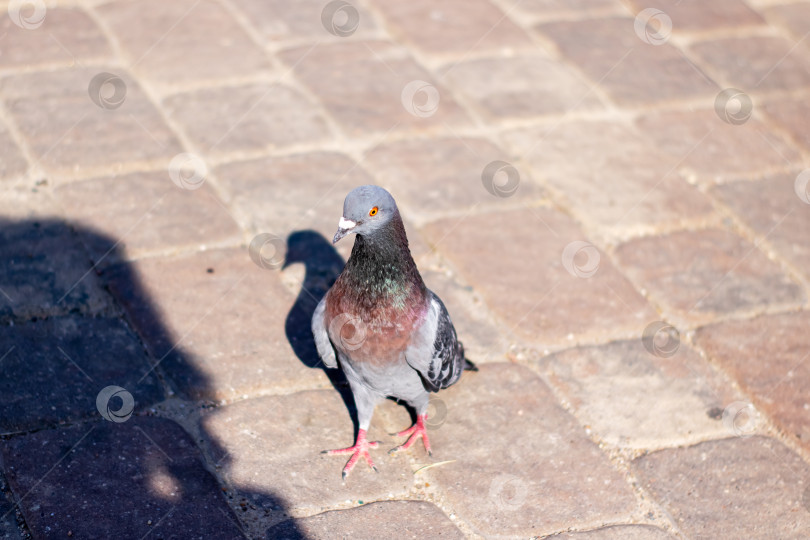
405,290 -> 466,392
311,296 -> 338,369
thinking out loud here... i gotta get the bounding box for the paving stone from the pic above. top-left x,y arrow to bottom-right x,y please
0,481 -> 23,540
363,136 -> 545,221
632,436 -> 810,539
695,311 -> 810,450
549,525 -> 675,539
385,363 -> 636,537
626,0 -> 764,31
216,151 -> 372,258
54,170 -> 243,264
265,500 -> 464,539
1,417 -> 245,539
96,0 -> 270,86
0,316 -> 163,433
163,83 -> 332,156
0,67 -> 182,177
712,172 -> 810,281
0,218 -> 113,322
762,98 -> 810,153
199,391 -> 413,515
503,0 -> 625,16
104,247 -> 330,402
232,0 -> 380,42
634,109 -> 800,183
615,228 -> 804,327
277,41 -> 471,136
764,2 -> 810,41
0,7 -> 111,68
369,0 -> 532,55
502,120 -> 717,237
439,54 -> 604,121
215,151 -> 433,265
690,35 -> 810,92
539,339 -> 738,448
536,18 -> 718,106
0,122 -> 28,182
421,207 -> 656,348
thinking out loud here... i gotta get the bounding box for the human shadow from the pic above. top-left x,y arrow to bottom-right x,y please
0,218 -> 304,539
282,230 -> 358,437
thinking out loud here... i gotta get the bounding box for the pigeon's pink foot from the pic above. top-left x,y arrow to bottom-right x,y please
390,414 -> 432,456
322,429 -> 380,480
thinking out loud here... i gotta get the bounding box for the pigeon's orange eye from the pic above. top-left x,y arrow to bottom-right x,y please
369,207 -> 378,216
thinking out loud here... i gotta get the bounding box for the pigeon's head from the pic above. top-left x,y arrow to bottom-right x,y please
333,185 -> 398,244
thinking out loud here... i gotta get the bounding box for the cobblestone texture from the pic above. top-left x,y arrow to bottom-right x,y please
1,0 -> 809,537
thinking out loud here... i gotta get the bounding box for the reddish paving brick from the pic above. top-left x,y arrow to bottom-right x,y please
633,436 -> 810,538
712,172 -> 810,281
0,67 -> 182,177
232,0 -> 380,42
0,7 -> 111,68
96,0 -> 270,86
104,247 -> 330,402
421,207 -> 655,347
386,364 -> 636,537
215,152 -> 373,258
278,41 -> 471,136
550,525 -> 676,539
614,228 -> 804,328
762,98 -> 810,153
695,311 -> 810,450
627,0 -> 764,31
200,391 -> 413,514
503,120 -> 717,238
0,218 -> 113,322
763,2 -> 810,41
0,121 -> 27,181
163,83 -> 332,156
1,417 -> 244,539
538,340 -> 737,449
55,171 -> 242,264
503,0 -> 625,16
439,55 -> 604,121
266,501 -> 464,538
369,0 -> 532,55
690,35 -> 810,92
536,18 -> 718,105
0,316 -> 163,433
363,137 -> 545,221
635,109 -> 800,183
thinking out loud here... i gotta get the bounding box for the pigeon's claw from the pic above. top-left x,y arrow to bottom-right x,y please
322,429 -> 380,479
389,414 -> 432,456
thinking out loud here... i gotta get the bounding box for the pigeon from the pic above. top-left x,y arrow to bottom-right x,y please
312,185 -> 476,479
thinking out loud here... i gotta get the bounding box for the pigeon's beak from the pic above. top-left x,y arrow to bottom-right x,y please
333,216 -> 356,244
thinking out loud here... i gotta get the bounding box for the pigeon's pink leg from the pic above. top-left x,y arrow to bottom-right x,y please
322,429 -> 380,480
390,414 -> 431,456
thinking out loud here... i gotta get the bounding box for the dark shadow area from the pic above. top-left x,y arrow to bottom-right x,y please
282,230 -> 359,438
0,218 -> 305,539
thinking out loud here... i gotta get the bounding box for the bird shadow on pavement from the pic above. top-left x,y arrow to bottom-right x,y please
0,217 -> 305,539
282,230 -> 360,439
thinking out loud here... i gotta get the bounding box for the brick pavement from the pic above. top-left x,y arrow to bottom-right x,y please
0,0 -> 809,538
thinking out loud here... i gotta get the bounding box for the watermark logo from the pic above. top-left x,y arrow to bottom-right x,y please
562,241 -> 600,278
96,385 -> 134,423
401,80 -> 440,118
481,160 -> 520,198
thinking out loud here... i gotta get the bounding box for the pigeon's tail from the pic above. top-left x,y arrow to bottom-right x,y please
460,342 -> 478,372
